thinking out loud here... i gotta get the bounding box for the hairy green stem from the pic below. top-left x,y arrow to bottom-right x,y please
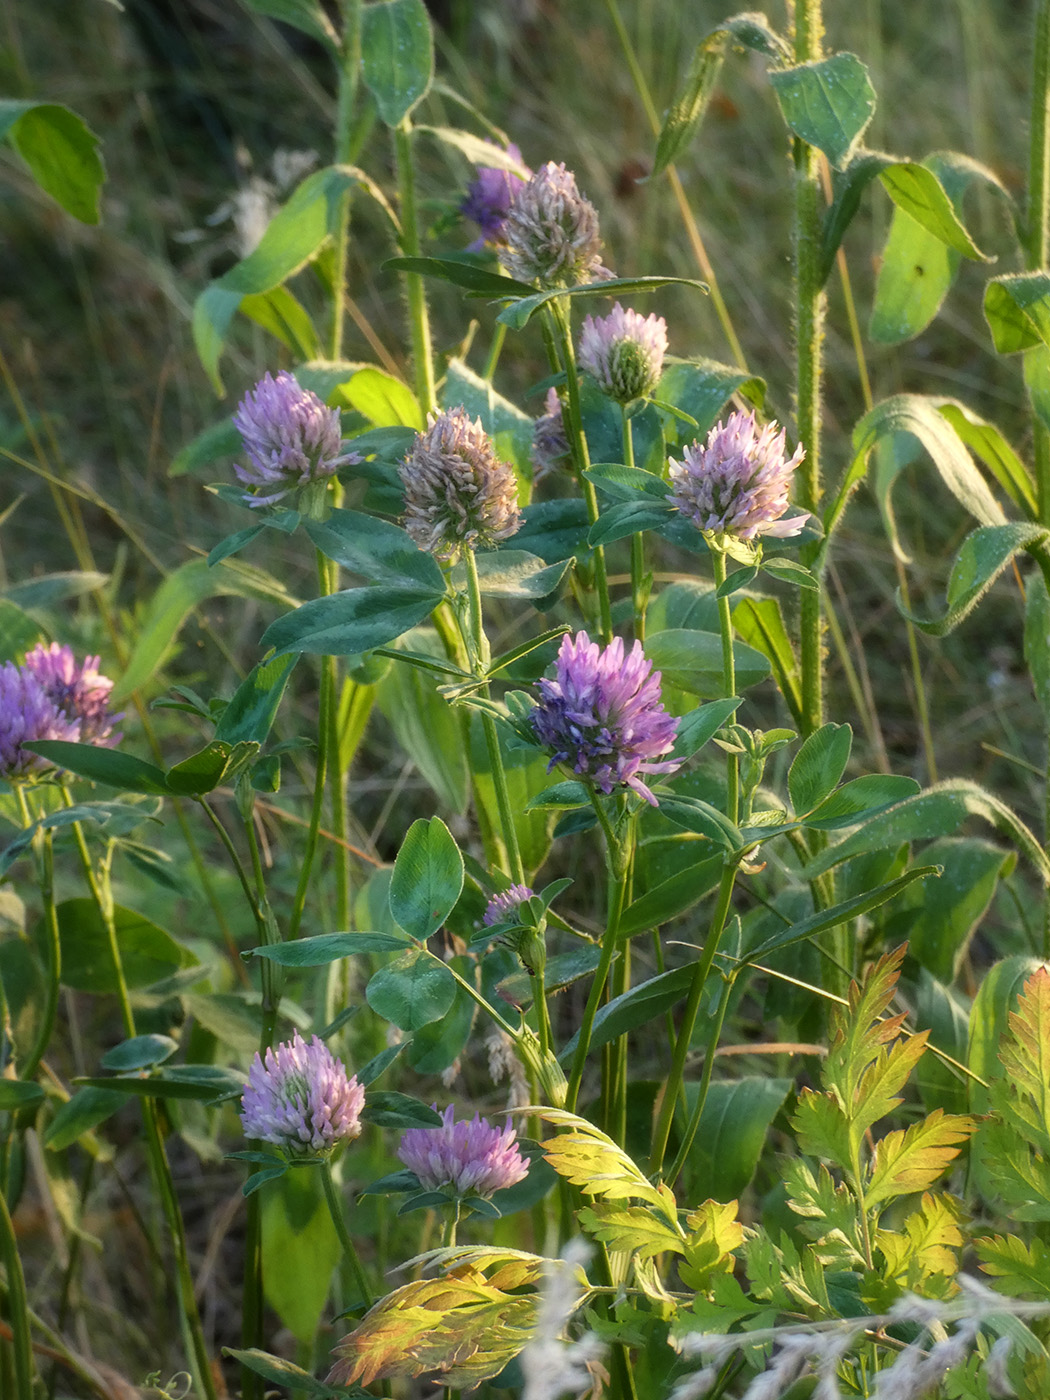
565,802 -> 632,1113
0,1183 -> 33,1396
394,118 -> 437,416
793,0 -> 826,739
16,792 -> 60,1087
289,549 -> 339,940
321,1159 -> 373,1310
711,551 -> 739,825
330,0 -> 362,359
546,301 -> 613,643
649,859 -> 738,1176
622,407 -> 648,644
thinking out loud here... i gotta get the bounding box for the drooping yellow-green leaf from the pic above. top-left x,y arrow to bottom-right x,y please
577,1203 -> 685,1262
782,1160 -> 865,1270
679,1200 -> 744,1291
999,967 -> 1050,1152
535,1108 -> 674,1215
877,1191 -> 966,1293
866,1108 -> 975,1206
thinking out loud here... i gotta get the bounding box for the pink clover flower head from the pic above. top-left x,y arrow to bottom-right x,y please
483,884 -> 535,927
578,303 -> 667,404
667,410 -> 809,545
397,1104 -> 529,1199
0,663 -> 80,780
462,144 -> 531,250
399,406 -> 521,560
240,1030 -> 365,1158
232,371 -> 359,508
23,642 -> 122,747
531,631 -> 681,806
531,387 -> 570,483
502,162 -> 615,288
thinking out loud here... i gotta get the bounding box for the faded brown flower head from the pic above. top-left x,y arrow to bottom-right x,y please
399,408 -> 521,561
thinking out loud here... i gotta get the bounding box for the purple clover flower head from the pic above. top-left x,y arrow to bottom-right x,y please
502,162 -> 615,289
240,1030 -> 365,1159
23,643 -> 122,747
462,144 -> 530,251
531,631 -> 681,806
0,663 -> 80,780
232,371 -> 359,508
483,884 -> 535,927
399,407 -> 521,561
578,303 -> 667,405
397,1104 -> 529,1199
531,387 -> 570,483
667,410 -> 810,548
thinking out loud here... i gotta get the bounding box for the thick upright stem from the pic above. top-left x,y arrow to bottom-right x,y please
394,119 -> 437,416
649,860 -> 738,1176
793,0 -> 826,738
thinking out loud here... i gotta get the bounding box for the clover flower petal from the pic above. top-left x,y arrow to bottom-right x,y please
578,303 -> 667,404
240,1031 -> 365,1158
502,162 -> 614,288
233,371 -> 358,508
397,1104 -> 529,1198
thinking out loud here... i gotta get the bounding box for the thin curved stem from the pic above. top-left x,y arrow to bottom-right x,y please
665,966 -> 738,1184
622,407 -> 647,644
321,1159 -> 373,1310
711,551 -> 739,826
0,1184 -> 33,1396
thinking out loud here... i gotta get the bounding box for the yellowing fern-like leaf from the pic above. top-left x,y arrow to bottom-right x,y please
326,1271 -> 539,1388
782,1159 -> 864,1269
974,1233 -> 1050,1301
792,1086 -> 852,1170
975,1116 -> 1050,1221
824,945 -> 909,1107
577,1203 -> 686,1262
876,1191 -> 966,1291
866,1109 -> 975,1205
848,1031 -> 929,1146
535,1108 -> 673,1215
995,966 -> 1050,1156
679,1199 -> 744,1291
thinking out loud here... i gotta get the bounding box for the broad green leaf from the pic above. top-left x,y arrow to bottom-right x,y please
242,0 -> 337,49
559,965 -> 695,1062
450,551 -> 571,602
802,781 -> 1050,887
669,698 -> 742,761
262,1169 -> 340,1344
985,272 -> 1050,354
587,499 -> 674,547
25,742 -> 171,795
902,523 -> 1049,637
223,1350 -> 344,1399
0,100 -> 105,223
879,158 -> 991,260
680,1201 -> 746,1291
788,723 -> 852,814
742,869 -> 940,965
644,628 -> 770,697
383,256 -> 535,298
804,773 -> 920,830
679,1077 -> 791,1203
0,1080 -> 44,1111
496,276 -> 707,332
361,0 -> 433,126
114,558 -> 295,701
655,357 -> 764,443
44,1087 -> 125,1152
360,1092 -> 442,1128
407,956 -> 476,1074
192,166 -> 357,392
523,781 -> 588,812
214,654 -> 298,745
375,629 -> 470,813
100,1035 -> 178,1072
653,15 -> 789,176
619,855 -> 723,938
416,128 -> 529,174
75,1066 -> 244,1101
820,149 -> 894,285
248,931 -> 410,965
305,510 -> 444,590
262,584 -> 440,657
770,53 -> 876,169
366,948 -> 456,1031
58,900 -> 191,992
876,1190 -> 966,1287
165,739 -> 258,796
870,206 -> 959,345
240,285 -> 321,361
937,400 -> 1036,516
390,816 -> 463,939
341,366 -> 422,429
886,837 -> 1010,982
0,598 -> 48,661
658,794 -> 743,848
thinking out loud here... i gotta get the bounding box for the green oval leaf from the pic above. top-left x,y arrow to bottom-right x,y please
24,742 -> 171,795
770,52 -> 876,169
900,522 -> 1050,637
804,773 -> 920,831
262,585 -> 441,657
361,0 -> 434,126
0,99 -> 105,223
366,948 -> 456,1031
985,272 -> 1050,355
496,276 -> 707,332
389,816 -> 464,940
305,510 -> 443,590
100,1035 -> 179,1072
248,931 -> 411,966
644,628 -> 771,698
215,654 -> 299,746
44,1087 -> 125,1151
0,1080 -> 44,1112
359,1090 -> 443,1128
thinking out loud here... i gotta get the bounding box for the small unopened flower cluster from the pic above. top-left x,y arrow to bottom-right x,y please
578,303 -> 667,405
397,1104 -> 529,1199
240,1031 -> 364,1158
502,162 -> 614,288
671,1280 -> 1028,1400
667,409 -> 808,553
520,1241 -> 605,1400
462,144 -> 531,250
0,643 -> 121,781
233,371 -> 358,508
483,884 -> 535,927
531,631 -> 681,805
400,407 -> 521,560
